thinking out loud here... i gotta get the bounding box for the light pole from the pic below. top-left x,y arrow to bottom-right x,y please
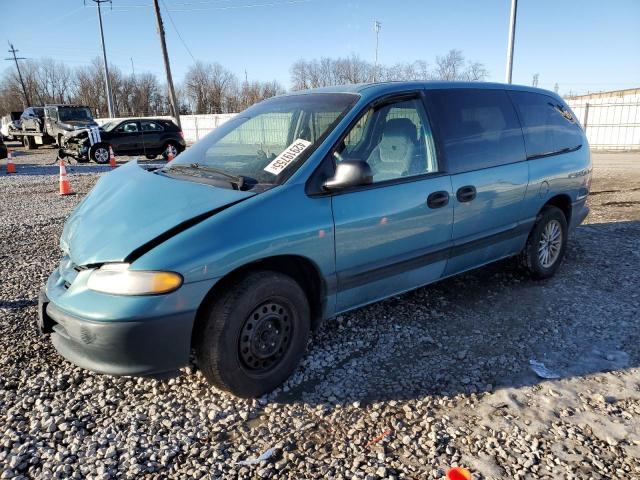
505,0 -> 517,84
373,20 -> 381,82
91,0 -> 115,117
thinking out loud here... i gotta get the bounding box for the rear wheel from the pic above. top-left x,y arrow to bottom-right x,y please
89,144 -> 110,164
161,142 -> 178,160
196,271 -> 310,398
520,206 -> 568,279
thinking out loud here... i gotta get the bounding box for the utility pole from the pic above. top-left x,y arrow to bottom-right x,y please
532,73 -> 539,87
504,0 -> 517,83
373,20 -> 381,83
5,42 -> 31,107
130,57 -> 136,78
89,0 -> 116,117
153,0 -> 181,128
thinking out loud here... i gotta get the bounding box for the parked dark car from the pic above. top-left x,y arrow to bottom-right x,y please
20,107 -> 45,132
65,118 -> 186,163
0,137 -> 7,160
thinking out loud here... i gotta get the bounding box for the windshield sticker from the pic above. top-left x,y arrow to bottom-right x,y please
263,139 -> 312,175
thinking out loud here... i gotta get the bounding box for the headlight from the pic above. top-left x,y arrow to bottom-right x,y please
87,263 -> 183,295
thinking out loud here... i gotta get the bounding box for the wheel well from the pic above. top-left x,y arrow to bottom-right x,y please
543,194 -> 572,224
191,255 -> 326,348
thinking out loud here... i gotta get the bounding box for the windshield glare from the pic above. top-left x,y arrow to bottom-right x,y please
167,93 -> 358,187
59,107 -> 93,122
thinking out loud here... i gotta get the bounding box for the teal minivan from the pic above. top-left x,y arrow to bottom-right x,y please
39,82 -> 591,397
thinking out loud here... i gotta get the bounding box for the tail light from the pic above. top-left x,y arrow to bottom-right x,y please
178,131 -> 184,139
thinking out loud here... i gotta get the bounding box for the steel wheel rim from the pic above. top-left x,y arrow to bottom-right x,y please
239,301 -> 292,373
165,144 -> 177,157
95,148 -> 109,163
538,219 -> 562,268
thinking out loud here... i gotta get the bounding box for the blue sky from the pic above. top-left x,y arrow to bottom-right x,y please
2,0 -> 639,95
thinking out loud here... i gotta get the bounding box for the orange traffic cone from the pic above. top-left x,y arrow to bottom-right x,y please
59,160 -> 72,195
6,150 -> 16,174
447,467 -> 472,480
166,148 -> 174,162
109,145 -> 116,168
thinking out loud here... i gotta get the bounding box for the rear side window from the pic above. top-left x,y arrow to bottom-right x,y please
426,89 -> 525,173
508,91 -> 583,158
141,121 -> 163,132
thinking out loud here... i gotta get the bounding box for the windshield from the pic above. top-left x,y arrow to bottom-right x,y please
59,107 -> 93,122
165,93 -> 358,187
101,121 -> 118,131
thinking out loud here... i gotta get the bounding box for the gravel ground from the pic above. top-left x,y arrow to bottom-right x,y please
1,144 -> 639,479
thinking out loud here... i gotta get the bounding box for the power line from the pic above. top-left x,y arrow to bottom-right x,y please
108,0 -> 313,12
160,0 -> 197,63
4,42 -> 31,107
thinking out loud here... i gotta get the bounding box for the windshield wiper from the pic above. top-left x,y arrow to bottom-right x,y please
166,163 -> 245,190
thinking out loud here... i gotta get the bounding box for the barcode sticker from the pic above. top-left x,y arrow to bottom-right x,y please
263,139 -> 312,175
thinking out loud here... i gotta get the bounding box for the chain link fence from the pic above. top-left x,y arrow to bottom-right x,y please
566,89 -> 640,151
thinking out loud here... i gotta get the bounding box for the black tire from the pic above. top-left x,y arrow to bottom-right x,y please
520,206 -> 568,279
23,136 -> 37,150
161,142 -> 178,160
196,271 -> 310,398
89,144 -> 110,164
145,154 -> 157,160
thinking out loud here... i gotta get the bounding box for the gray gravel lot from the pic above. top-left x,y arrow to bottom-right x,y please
1,143 -> 639,479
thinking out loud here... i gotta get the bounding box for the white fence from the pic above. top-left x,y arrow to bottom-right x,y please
566,90 -> 640,151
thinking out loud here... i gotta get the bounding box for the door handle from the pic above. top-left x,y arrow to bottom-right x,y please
456,185 -> 477,203
427,191 -> 449,209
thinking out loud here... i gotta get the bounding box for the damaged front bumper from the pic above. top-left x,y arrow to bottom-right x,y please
39,260 -> 215,377
60,129 -> 90,160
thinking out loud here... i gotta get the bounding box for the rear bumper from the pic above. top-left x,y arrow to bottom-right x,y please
570,197 -> 590,230
39,290 -> 194,377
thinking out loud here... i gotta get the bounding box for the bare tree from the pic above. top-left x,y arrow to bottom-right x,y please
462,62 -> 489,81
290,51 -> 487,90
434,49 -> 466,81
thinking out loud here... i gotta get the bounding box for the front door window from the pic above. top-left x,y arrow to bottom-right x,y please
335,98 -> 438,182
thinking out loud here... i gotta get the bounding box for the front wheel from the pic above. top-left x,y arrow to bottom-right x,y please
161,142 -> 178,160
520,206 -> 568,279
195,271 -> 310,398
89,144 -> 110,164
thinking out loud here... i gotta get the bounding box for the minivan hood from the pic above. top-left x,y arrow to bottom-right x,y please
62,160 -> 254,266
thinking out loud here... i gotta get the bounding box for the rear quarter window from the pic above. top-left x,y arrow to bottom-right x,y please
508,91 -> 583,158
426,89 -> 525,173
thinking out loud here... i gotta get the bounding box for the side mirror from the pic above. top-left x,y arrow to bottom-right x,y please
323,159 -> 373,191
